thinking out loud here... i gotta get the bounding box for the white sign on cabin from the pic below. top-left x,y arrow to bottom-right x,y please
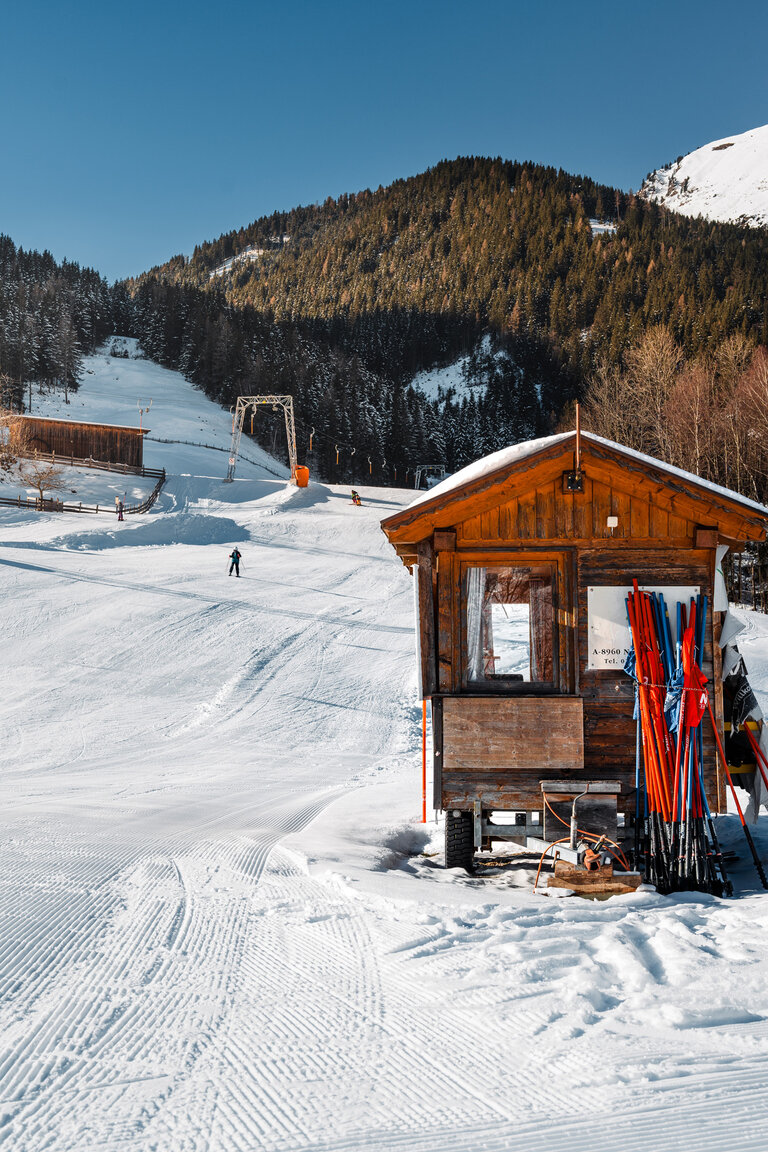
587,586 -> 701,671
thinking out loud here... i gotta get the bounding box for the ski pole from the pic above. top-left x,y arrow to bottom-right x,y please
695,751 -> 732,895
628,592 -> 669,820
634,588 -> 674,813
634,697 -> 642,869
707,698 -> 768,890
742,724 -> 768,799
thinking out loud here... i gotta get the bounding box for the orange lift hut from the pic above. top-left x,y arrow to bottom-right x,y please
381,430 -> 768,870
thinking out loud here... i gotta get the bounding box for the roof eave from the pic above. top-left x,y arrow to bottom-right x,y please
381,434 -> 768,544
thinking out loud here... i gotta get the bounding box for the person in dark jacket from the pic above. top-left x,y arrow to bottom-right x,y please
229,548 -> 242,576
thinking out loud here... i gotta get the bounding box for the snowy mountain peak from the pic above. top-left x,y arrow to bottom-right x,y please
641,123 -> 768,228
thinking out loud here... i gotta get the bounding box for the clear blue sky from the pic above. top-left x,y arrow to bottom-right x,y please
2,0 -> 766,282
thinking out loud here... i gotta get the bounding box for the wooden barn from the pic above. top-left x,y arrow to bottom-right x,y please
17,416 -> 148,469
381,429 -> 768,872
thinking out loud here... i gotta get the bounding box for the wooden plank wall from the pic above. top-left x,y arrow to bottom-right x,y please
441,697 -> 584,809
432,479 -> 723,813
416,540 -> 437,697
457,476 -> 695,544
20,418 -> 145,468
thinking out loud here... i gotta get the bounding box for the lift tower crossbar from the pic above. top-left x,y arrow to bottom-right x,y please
225,395 -> 298,482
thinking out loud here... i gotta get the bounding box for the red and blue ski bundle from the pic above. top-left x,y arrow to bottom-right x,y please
624,581 -> 730,895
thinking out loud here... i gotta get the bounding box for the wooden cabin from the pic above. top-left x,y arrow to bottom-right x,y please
17,416 -> 148,469
381,430 -> 768,869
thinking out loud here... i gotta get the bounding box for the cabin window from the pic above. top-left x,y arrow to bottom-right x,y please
463,565 -> 555,690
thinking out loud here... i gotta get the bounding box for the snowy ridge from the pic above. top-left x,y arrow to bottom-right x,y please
641,123 -> 768,228
208,245 -> 265,279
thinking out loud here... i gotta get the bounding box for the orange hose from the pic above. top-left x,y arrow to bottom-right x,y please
533,839 -> 568,891
541,797 -> 631,871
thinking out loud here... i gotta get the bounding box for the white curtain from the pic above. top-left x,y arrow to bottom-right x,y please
466,567 -> 486,681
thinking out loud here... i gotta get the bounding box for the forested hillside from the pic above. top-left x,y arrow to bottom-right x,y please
0,236 -> 114,409
4,156 -> 768,492
144,157 -> 768,360
129,157 -> 768,485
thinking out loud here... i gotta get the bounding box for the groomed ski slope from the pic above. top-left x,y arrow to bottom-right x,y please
2,346 -> 768,1152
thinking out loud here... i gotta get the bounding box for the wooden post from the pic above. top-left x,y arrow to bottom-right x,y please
575,402 -> 581,472
416,540 -> 438,697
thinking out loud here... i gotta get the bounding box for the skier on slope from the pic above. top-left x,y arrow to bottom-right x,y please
228,548 -> 242,576
351,490 -> 362,506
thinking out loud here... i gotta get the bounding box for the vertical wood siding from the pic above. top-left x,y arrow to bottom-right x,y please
19,418 -> 145,468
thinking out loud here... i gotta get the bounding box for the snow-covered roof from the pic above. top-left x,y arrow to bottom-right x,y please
17,414 -> 147,434
406,432 -> 568,510
404,430 -> 768,517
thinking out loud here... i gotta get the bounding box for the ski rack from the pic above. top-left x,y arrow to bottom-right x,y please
225,395 -> 297,483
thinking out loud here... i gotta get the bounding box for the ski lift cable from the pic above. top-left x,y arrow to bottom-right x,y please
305,425 -> 388,468
298,422 -> 401,475
306,426 -> 357,453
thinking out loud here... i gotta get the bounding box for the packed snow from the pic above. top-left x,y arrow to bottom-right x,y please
3,345 -> 768,1151
641,123 -> 768,228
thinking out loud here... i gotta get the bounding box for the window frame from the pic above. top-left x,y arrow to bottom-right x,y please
458,553 -> 565,695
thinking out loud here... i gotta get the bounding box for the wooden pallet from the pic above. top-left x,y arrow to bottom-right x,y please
547,859 -> 643,896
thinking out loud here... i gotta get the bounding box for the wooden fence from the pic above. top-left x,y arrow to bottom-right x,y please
0,469 -> 166,517
17,450 -> 164,480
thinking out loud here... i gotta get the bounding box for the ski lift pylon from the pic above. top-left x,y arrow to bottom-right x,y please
414,463 -> 447,490
225,395 -> 298,483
